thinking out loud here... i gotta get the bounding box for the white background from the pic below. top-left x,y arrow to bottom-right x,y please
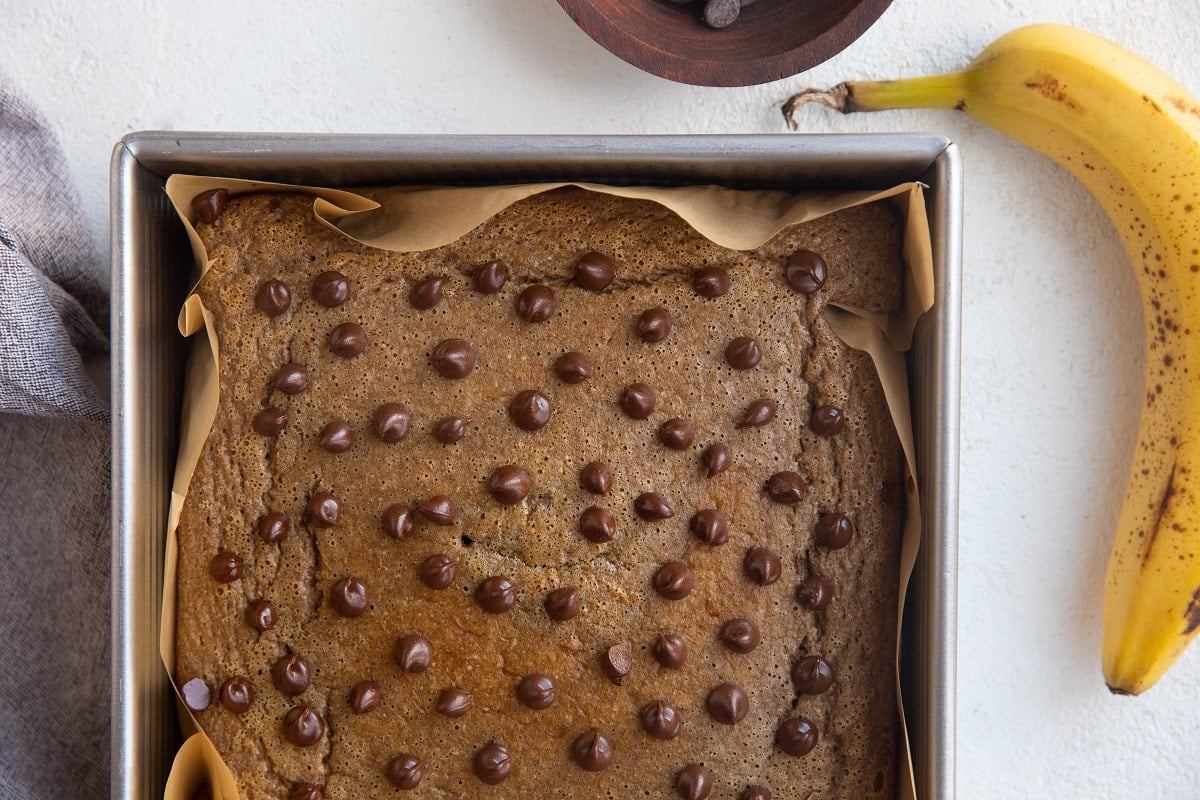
5,0 -> 1200,796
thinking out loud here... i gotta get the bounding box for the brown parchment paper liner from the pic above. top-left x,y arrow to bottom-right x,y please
160,175 -> 933,800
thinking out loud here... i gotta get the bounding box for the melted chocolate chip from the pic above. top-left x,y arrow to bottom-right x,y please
776,717 -> 819,756
271,653 -> 310,697
741,786 -> 772,800
258,512 -> 289,543
386,754 -> 423,790
676,764 -> 714,800
516,674 -> 557,710
579,506 -> 616,543
219,677 -> 253,714
637,307 -> 672,343
571,731 -> 614,772
329,322 -> 367,358
640,700 -> 682,740
382,503 -> 414,539
634,492 -> 674,520
517,284 -> 557,322
273,363 -> 309,395
785,249 -> 828,295
706,682 -> 749,724
436,687 -> 473,717
475,576 -> 516,613
488,464 -> 531,504
725,336 -> 762,370
252,407 -> 288,436
348,680 -> 381,713
652,561 -> 694,600
764,471 -> 806,504
744,547 -> 782,585
619,383 -> 656,419
473,742 -> 512,784
431,415 -> 469,444
305,491 -> 340,527
689,509 -> 729,545
601,644 -> 633,685
373,403 -> 410,443
288,783 -> 322,800
796,575 -> 833,610
554,352 -> 591,383
792,655 -> 834,694
815,511 -> 856,549
410,276 -> 446,309
430,338 -> 476,379
575,251 -> 615,291
282,706 -> 324,747
811,404 -> 846,435
209,551 -> 243,583
330,577 -> 369,618
579,461 -> 612,494
701,442 -> 730,477
245,599 -> 276,632
475,260 -> 509,293
191,188 -> 228,224
738,398 -> 778,428
394,635 -> 432,673
720,618 -> 761,653
652,633 -> 687,668
255,280 -> 291,317
415,496 -> 456,525
180,677 -> 210,712
692,267 -> 731,298
312,271 -> 350,307
419,554 -> 457,590
545,587 -> 580,621
318,420 -> 354,453
509,389 -> 552,430
657,418 -> 696,450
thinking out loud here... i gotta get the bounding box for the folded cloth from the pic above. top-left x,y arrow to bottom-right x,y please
0,73 -> 110,800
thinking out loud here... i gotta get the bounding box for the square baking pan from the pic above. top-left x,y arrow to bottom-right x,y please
111,133 -> 960,800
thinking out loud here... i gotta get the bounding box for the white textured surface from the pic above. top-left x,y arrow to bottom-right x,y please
5,0 -> 1200,796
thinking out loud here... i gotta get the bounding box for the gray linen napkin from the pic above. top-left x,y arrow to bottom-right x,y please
0,74 -> 110,800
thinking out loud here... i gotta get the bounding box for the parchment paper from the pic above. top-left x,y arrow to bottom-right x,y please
160,175 -> 934,800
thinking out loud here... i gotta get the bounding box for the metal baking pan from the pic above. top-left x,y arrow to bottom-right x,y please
111,133 -> 960,800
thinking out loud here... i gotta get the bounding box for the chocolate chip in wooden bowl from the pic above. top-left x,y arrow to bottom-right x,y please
575,251 -> 615,291
571,731 -> 614,772
312,270 -> 350,307
409,276 -> 446,309
255,280 -> 291,317
517,284 -> 557,322
474,260 -> 509,293
191,188 -> 228,224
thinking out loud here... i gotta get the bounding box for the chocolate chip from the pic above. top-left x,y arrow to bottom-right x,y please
652,561 -> 694,600
419,554 -> 457,590
725,336 -> 761,370
219,676 -> 254,714
329,322 -> 367,358
637,307 -> 672,343
373,403 -> 410,443
601,644 -> 633,685
792,655 -> 834,694
386,754 -> 423,790
744,547 -> 782,585
245,599 -> 276,632
738,398 -> 778,428
689,509 -> 729,545
785,249 -> 828,295
430,338 -> 476,379
273,363 -> 309,394
701,442 -> 730,477
657,418 -> 696,450
488,465 -> 531,504
509,389 -> 551,430
796,575 -> 833,610
191,188 -> 228,224
288,783 -> 323,800
740,786 -> 772,800
640,700 -> 682,740
258,512 -> 289,544
706,682 -> 748,724
394,635 -> 432,673
475,260 -> 509,293
431,415 -> 469,444
693,266 -> 730,298
436,687 -> 473,717
271,653 -> 310,697
720,618 -> 760,653
776,717 -> 819,756
330,577 -> 369,618
318,420 -> 354,453
282,706 -> 324,747
209,551 -> 243,583
306,491 -> 340,527
382,503 -> 414,539
764,471 -> 806,504
651,633 -> 687,668
410,276 -> 446,309
545,587 -> 580,621
575,251 -> 615,291
575,506 -> 615,543
571,731 -> 614,772
619,382 -> 656,419
475,576 -> 516,613
516,674 -> 557,710
415,495 -> 457,525
252,407 -> 288,436
312,271 -> 350,307
255,280 -> 291,317
703,0 -> 740,27
180,677 -> 210,712
676,764 -> 713,800
579,461 -> 612,494
473,743 -> 512,785
554,352 -> 591,383
517,284 -> 557,322
634,492 -> 674,520
348,680 -> 381,713
811,404 -> 845,435
815,513 -> 855,549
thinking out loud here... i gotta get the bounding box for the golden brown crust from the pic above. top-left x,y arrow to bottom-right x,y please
175,188 -> 904,799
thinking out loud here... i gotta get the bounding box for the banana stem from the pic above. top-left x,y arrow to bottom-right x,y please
781,72 -> 971,129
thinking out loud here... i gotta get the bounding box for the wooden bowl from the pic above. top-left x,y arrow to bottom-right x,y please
557,0 -> 893,87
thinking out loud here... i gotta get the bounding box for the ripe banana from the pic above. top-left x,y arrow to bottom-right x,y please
782,24 -> 1200,695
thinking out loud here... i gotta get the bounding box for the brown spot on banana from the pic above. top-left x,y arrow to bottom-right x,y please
1184,586 -> 1200,634
1023,72 -> 1082,111
1145,459 -> 1180,556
